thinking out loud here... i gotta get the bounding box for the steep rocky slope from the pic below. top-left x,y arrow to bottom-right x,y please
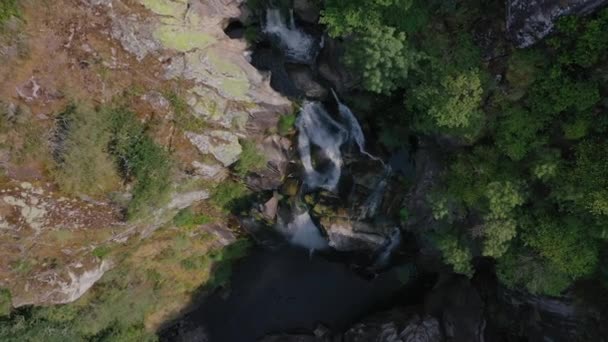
0,0 -> 289,313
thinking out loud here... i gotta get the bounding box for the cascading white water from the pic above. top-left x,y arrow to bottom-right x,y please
359,167 -> 392,220
297,94 -> 384,192
286,211 -> 329,252
297,101 -> 348,191
263,9 -> 317,64
331,90 -> 383,164
372,228 -> 402,270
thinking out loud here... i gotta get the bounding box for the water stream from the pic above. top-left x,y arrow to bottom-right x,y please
263,9 -> 319,64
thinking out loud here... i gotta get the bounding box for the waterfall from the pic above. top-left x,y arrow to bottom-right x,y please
297,101 -> 348,191
297,93 -> 384,192
286,211 -> 329,253
332,90 -> 383,164
359,167 -> 392,220
371,228 -> 402,270
263,9 -> 317,64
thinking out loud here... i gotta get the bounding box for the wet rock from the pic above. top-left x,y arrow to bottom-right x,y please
286,64 -> 328,99
317,38 -> 357,94
321,218 -> 390,252
507,0 -> 608,47
294,0 -> 321,24
261,193 -> 280,220
246,135 -> 291,191
425,276 -> 485,342
343,310 -> 442,342
201,223 -> 236,246
186,131 -> 243,167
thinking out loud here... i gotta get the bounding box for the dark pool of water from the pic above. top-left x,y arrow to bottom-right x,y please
165,246 -> 408,342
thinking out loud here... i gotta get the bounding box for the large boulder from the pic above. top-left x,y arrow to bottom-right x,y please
343,310 -> 442,342
507,0 -> 608,47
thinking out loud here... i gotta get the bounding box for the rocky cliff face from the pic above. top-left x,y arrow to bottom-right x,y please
507,0 -> 608,47
0,0 -> 289,309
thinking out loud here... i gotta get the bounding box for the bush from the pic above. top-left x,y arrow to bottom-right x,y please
92,246 -> 111,259
173,208 -> 213,229
0,0 -> 19,25
53,105 -> 121,197
107,107 -> 171,218
211,180 -> 249,212
0,288 -> 11,317
165,91 -> 205,132
277,113 -> 296,136
234,140 -> 266,176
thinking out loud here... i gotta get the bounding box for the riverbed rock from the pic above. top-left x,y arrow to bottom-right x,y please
286,64 -> 328,99
293,0 -> 321,24
506,0 -> 608,47
321,218 -> 391,252
425,276 -> 485,342
343,310 -> 442,342
317,37 -> 357,94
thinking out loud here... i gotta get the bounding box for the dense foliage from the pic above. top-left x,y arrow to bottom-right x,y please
322,0 -> 608,296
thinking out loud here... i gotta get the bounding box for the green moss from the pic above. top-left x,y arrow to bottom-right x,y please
154,26 -> 215,52
139,0 -> 188,18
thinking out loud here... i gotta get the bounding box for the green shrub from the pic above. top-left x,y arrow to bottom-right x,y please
107,107 -> 171,218
234,140 -> 266,176
53,105 -> 121,197
277,113 -> 296,136
0,0 -> 20,26
205,239 -> 251,288
173,208 -> 213,229
92,246 -> 111,259
211,180 -> 250,212
0,288 -> 11,317
165,91 -> 205,132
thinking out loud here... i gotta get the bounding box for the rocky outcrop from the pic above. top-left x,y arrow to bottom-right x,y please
507,0 -> 608,47
321,218 -> 388,252
107,0 -> 291,168
343,311 -> 442,342
0,181 -> 123,307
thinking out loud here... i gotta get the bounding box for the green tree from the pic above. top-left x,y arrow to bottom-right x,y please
494,106 -> 545,161
344,25 -> 416,94
497,246 -> 572,296
524,216 -> 599,278
411,69 -> 484,133
434,230 -> 473,276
